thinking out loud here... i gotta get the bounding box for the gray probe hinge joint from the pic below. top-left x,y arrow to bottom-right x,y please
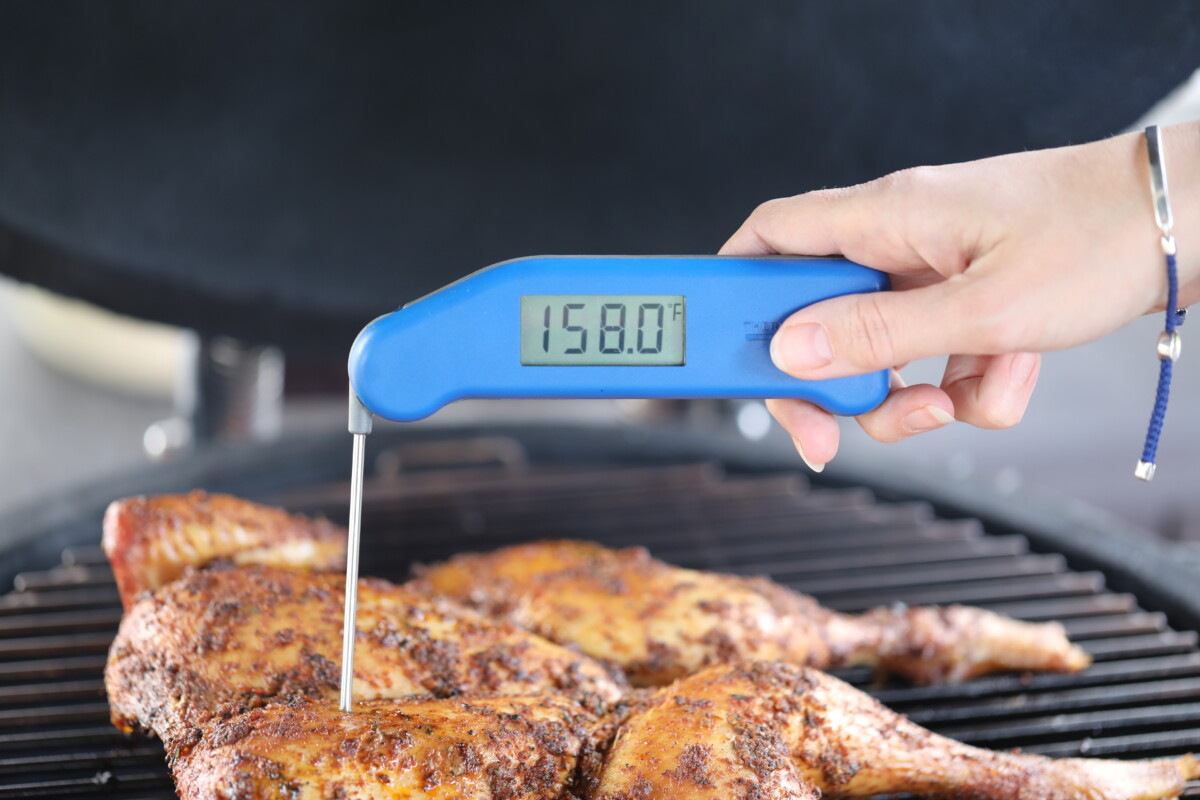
348,387 -> 374,435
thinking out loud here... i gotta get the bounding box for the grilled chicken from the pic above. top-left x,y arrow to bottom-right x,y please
102,493 -> 1197,800
106,564 -> 624,745
171,695 -> 592,800
586,662 -> 1200,800
104,492 -> 346,610
412,540 -> 1091,686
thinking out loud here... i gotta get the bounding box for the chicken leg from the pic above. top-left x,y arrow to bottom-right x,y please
413,539 -> 1090,685
586,662 -> 1200,800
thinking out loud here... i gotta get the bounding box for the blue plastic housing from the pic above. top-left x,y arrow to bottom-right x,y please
349,255 -> 889,421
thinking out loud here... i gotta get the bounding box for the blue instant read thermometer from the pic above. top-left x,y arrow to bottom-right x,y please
337,254 -> 889,710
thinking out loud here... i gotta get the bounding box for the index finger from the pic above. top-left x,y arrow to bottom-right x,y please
717,177 -> 933,274
719,191 -> 848,256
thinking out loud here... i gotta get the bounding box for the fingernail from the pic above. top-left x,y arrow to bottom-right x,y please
1010,353 -> 1038,385
793,438 -> 826,473
900,405 -> 955,434
772,323 -> 834,374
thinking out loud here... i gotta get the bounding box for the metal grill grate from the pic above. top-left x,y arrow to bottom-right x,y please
2,461 -> 1199,798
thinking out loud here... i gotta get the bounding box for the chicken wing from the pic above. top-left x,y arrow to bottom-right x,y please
586,662 -> 1200,800
104,491 -> 347,609
106,564 -> 624,745
413,540 -> 1090,685
171,695 -> 591,800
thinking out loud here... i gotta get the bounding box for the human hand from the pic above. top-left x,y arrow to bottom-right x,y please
721,122 -> 1200,471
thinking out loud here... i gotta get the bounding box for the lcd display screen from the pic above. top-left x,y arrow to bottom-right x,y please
520,295 -> 685,365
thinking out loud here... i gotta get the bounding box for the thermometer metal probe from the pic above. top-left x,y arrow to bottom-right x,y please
337,255 -> 889,711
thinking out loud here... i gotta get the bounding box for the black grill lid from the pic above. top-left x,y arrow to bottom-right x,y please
1,426 -> 1199,797
2,2 -> 1198,348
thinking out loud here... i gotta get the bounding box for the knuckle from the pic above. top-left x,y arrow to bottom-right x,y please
750,196 -> 789,224
855,405 -> 907,444
868,165 -> 935,196
848,294 -> 899,368
866,421 -> 908,444
745,197 -> 791,240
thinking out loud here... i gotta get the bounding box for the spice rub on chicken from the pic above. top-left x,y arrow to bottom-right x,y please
584,662 -> 1200,800
104,491 -> 347,610
105,564 -> 624,746
413,539 -> 1091,686
171,695 -> 592,800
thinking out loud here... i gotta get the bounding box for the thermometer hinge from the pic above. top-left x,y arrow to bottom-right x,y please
348,387 -> 374,435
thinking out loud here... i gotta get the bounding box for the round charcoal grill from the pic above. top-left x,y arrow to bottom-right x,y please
1,425 -> 1199,798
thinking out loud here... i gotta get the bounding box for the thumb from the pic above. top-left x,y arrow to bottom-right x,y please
771,282 -> 980,379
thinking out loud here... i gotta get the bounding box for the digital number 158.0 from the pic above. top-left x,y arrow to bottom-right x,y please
542,303 -> 665,355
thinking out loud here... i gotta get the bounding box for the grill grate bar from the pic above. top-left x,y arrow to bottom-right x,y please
983,593 -> 1137,621
649,518 -> 985,561
1059,612 -> 1166,640
0,771 -> 173,798
12,568 -> 115,594
785,553 -> 1067,595
815,572 -> 1105,611
904,676 -> 1200,726
0,680 -> 108,706
1022,729 -> 1200,758
1081,631 -> 1200,660
873,652 -> 1200,705
0,702 -> 111,727
0,589 -> 123,617
0,610 -> 123,638
717,535 -> 1028,576
0,656 -> 109,684
0,747 -> 165,777
59,547 -> 108,568
0,727 -> 141,751
0,633 -> 116,661
938,701 -> 1200,746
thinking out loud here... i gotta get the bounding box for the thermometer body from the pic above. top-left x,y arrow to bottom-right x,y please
349,255 -> 890,420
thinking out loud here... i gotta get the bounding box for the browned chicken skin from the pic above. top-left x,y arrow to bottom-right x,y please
412,540 -> 1090,685
104,492 -> 347,610
171,695 -> 592,800
587,662 -> 1200,800
105,564 -> 624,745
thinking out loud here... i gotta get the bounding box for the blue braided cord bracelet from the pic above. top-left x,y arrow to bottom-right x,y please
1136,125 -> 1184,482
